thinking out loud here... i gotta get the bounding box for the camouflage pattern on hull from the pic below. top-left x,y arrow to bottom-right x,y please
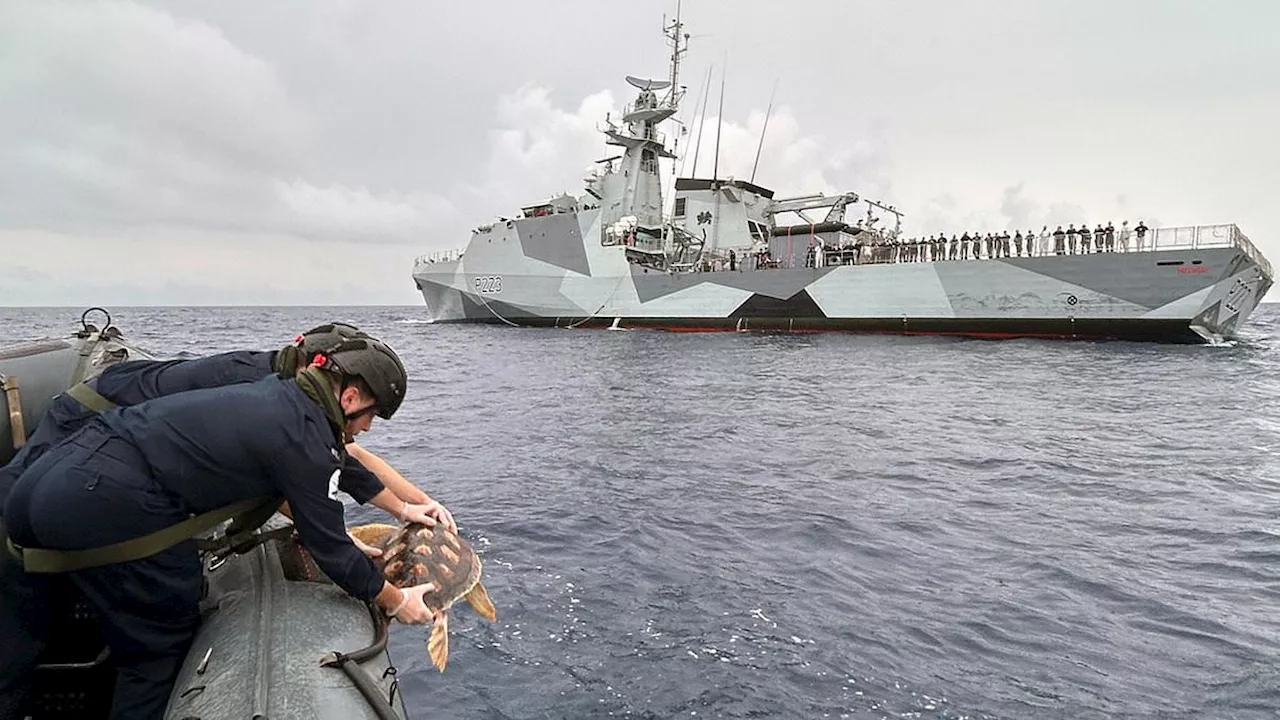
412,216 -> 1272,343
411,16 -> 1274,344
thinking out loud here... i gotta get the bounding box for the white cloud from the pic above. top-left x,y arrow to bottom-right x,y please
677,106 -> 891,202
908,184 -> 1166,240
1000,184 -> 1041,231
0,228 -> 420,306
0,0 -> 455,246
0,0 -> 1273,305
272,181 -> 459,245
462,85 -> 620,215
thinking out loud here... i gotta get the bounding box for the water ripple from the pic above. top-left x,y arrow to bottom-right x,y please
7,304 -> 1280,719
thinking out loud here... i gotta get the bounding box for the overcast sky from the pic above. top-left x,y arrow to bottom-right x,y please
2,0 -> 1277,306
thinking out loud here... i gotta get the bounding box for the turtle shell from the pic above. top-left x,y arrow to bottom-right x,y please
377,521 -> 483,612
348,520 -> 496,671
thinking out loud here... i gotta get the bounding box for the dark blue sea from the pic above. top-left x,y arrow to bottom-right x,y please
4,304 -> 1280,720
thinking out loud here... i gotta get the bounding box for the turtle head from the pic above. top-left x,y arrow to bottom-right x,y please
348,523 -> 400,552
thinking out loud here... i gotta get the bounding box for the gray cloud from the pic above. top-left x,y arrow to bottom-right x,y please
1000,184 -> 1039,231
0,0 -> 465,246
1,0 -> 1276,304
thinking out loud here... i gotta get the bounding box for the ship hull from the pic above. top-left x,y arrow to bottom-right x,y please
412,215 -> 1272,343
407,312 -> 1216,343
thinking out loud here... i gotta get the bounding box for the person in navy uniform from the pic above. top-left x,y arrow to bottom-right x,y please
1,334 -> 439,720
0,322 -> 453,530
0,323 -> 453,720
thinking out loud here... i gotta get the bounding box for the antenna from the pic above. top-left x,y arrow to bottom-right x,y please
712,58 -> 726,182
678,66 -> 712,178
662,1 -> 689,109
690,66 -> 712,178
750,78 -> 778,184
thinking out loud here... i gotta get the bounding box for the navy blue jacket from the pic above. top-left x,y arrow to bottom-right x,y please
100,375 -> 384,601
0,351 -> 383,505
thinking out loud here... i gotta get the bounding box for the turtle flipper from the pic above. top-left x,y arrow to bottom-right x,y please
427,612 -> 450,672
465,582 -> 497,622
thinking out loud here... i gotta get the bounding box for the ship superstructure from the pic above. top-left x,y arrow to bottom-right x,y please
412,14 -> 1272,343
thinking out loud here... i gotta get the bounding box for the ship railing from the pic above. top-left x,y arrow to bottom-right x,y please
621,99 -> 664,117
414,249 -> 465,266
614,105 -> 668,142
1149,223 -> 1272,277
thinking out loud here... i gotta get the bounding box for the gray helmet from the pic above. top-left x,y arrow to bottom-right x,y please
296,322 -> 362,358
275,322 -> 364,378
317,335 -> 408,419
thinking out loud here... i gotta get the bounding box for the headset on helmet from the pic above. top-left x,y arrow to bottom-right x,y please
312,336 -> 407,420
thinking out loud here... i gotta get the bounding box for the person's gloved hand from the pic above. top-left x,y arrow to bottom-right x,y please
387,584 -> 436,625
399,499 -> 458,533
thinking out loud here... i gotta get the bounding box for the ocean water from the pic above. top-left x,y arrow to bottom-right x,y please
3,304 -> 1280,720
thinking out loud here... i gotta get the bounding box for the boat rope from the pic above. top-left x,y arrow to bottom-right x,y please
565,272 -> 629,329
474,289 -> 525,328
472,263 -> 629,330
319,602 -> 400,720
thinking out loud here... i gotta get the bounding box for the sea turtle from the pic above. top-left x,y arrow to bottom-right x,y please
348,521 -> 497,671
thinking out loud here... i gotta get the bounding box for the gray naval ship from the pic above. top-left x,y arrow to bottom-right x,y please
413,17 -> 1273,343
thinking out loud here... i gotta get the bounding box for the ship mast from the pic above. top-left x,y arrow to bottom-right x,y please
662,2 -> 688,110
599,5 -> 687,243
661,4 -> 689,253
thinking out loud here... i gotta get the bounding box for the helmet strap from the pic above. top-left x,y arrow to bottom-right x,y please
339,378 -> 380,422
294,367 -> 352,444
344,404 -> 379,423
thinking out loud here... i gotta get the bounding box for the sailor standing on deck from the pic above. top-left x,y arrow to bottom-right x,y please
1,336 -> 439,720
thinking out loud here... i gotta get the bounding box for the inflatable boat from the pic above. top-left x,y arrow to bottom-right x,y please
1,309 -> 411,720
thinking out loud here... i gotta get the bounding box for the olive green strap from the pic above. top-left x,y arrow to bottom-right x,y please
196,496 -> 288,558
64,381 -> 117,413
273,345 -> 301,378
69,331 -> 100,387
7,495 -> 279,573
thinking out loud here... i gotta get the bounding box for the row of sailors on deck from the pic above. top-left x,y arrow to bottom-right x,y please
822,220 -> 1151,265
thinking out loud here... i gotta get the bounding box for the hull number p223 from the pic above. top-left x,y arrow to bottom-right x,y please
474,275 -> 503,294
